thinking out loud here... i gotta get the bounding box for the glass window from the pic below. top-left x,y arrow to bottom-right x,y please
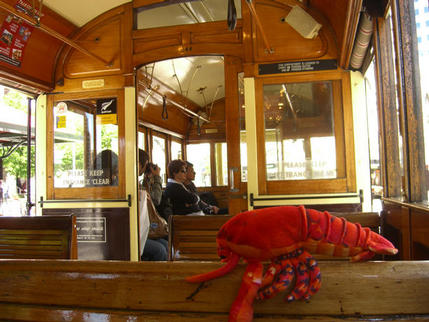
138,131 -> 145,150
136,0 -> 242,29
215,142 -> 228,186
53,98 -> 118,188
171,140 -> 182,160
415,5 -> 429,200
187,143 -> 211,187
152,134 -> 166,184
263,81 -> 337,181
238,72 -> 247,182
48,90 -> 124,200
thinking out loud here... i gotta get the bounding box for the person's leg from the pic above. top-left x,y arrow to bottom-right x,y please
142,239 -> 167,261
157,237 -> 168,251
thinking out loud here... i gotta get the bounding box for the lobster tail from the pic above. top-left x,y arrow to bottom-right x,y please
186,253 -> 241,283
304,208 -> 398,259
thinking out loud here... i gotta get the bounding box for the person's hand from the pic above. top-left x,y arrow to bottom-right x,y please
212,206 -> 220,214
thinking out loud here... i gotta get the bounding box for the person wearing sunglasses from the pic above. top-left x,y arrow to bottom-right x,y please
164,159 -> 204,216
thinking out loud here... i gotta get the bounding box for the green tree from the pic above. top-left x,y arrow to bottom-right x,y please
2,89 -> 28,112
3,146 -> 35,179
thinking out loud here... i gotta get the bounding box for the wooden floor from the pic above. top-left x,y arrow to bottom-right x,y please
0,260 -> 428,321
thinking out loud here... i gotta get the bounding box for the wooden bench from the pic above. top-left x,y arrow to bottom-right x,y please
0,215 -> 77,259
168,212 -> 382,261
0,260 -> 427,321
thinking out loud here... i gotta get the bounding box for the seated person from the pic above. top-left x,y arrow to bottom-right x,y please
139,150 -> 162,207
164,159 -> 204,216
93,149 -> 118,186
184,161 -> 228,215
138,149 -> 167,261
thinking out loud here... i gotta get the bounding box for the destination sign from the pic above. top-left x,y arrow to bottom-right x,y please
258,59 -> 337,75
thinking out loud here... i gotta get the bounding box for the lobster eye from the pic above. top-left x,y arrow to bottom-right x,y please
220,255 -> 226,259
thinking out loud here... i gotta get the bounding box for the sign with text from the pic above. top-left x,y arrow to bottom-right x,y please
258,59 -> 337,75
96,98 -> 117,125
0,0 -> 42,67
76,217 -> 106,242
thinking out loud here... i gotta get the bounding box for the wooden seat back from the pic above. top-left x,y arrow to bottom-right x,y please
168,212 -> 382,261
0,215 -> 77,259
168,215 -> 231,261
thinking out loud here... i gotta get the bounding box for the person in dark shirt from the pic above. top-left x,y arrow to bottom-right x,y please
164,159 -> 204,216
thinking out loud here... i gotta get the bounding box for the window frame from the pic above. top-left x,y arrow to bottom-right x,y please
254,70 -> 356,195
186,140 -> 228,188
46,89 -> 125,200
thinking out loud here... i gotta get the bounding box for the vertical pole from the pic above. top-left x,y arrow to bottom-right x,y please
26,97 -> 33,216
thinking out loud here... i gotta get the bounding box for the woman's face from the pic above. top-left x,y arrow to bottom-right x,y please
173,166 -> 187,183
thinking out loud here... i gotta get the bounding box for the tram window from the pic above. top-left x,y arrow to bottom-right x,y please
187,143 -> 211,187
152,134 -> 166,185
171,140 -> 182,160
136,0 -> 242,30
256,73 -> 353,194
53,99 -> 118,188
263,81 -> 337,181
47,90 -> 125,199
215,142 -> 227,186
138,131 -> 145,150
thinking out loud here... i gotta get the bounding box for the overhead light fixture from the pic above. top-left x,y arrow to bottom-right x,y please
283,6 -> 322,39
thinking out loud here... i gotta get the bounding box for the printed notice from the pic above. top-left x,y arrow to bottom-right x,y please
0,1 -> 40,67
259,59 -> 337,75
76,217 -> 107,242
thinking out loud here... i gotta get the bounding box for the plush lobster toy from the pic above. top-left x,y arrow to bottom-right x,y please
186,205 -> 398,322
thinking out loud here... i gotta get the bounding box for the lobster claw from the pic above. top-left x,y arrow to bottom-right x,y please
367,231 -> 398,256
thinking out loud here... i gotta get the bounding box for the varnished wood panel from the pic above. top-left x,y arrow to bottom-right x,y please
58,4 -> 133,80
0,260 -> 428,318
374,18 -> 402,198
391,0 -> 427,202
43,208 -> 130,260
382,200 -> 410,260
132,21 -> 244,67
250,1 -> 337,63
410,209 -> 429,259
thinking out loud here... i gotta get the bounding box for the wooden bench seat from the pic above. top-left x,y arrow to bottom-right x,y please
0,260 -> 427,321
0,215 -> 77,259
168,212 -> 381,261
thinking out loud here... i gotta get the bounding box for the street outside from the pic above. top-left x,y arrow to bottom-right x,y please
0,197 -> 31,216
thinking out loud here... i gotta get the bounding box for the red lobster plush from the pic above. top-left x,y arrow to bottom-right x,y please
186,205 -> 398,322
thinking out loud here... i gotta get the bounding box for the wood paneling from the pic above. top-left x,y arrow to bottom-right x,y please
374,17 -> 402,198
56,3 -> 133,81
391,0 -> 427,202
43,208 -> 130,260
251,1 -> 337,63
133,21 -> 244,67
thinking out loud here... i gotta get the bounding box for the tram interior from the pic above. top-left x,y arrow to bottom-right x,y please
0,0 -> 428,319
